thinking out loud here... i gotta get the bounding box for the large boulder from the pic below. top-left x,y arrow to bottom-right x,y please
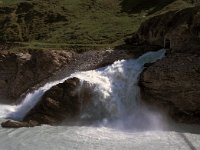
1,77 -> 93,127
1,120 -> 38,128
25,77 -> 93,125
140,53 -> 200,123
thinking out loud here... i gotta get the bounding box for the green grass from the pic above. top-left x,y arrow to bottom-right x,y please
0,0 -> 24,5
0,0 -> 195,51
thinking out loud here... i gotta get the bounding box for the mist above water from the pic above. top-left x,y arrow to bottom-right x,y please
72,49 -> 167,130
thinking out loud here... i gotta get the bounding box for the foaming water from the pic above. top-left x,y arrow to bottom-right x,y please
0,49 -> 166,130
72,49 -> 166,130
0,122 -> 200,150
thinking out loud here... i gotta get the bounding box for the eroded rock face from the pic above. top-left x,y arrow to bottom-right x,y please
128,6 -> 200,55
0,50 -> 73,102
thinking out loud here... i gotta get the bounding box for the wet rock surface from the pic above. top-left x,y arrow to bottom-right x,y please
1,77 -> 93,127
23,77 -> 93,125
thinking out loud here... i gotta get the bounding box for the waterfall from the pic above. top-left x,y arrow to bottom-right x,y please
0,49 -> 166,126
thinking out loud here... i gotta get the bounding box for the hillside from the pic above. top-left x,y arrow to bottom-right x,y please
0,0 -> 196,50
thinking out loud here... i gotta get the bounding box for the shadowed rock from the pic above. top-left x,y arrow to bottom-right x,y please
23,77 -> 92,125
140,53 -> 200,123
1,77 -> 93,128
1,120 -> 39,128
138,6 -> 200,123
128,6 -> 200,55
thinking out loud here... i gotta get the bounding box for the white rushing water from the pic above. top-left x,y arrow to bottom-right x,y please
0,49 -> 200,150
0,49 -> 165,124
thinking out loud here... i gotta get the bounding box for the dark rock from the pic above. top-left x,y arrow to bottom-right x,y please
22,77 -> 93,126
0,6 -> 15,14
45,12 -> 67,23
138,6 -> 200,124
16,2 -> 34,14
1,120 -> 39,128
140,53 -> 200,123
124,33 -> 141,46
136,6 -> 200,55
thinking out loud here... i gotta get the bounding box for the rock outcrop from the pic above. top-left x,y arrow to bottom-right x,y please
140,53 -> 200,123
139,6 -> 200,123
0,50 -> 73,102
22,77 -> 92,125
127,6 -> 200,54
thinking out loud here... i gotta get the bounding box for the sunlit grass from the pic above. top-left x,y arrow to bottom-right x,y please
0,0 -> 195,51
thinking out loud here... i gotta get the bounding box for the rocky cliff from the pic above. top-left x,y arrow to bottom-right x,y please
139,6 -> 200,123
127,6 -> 200,53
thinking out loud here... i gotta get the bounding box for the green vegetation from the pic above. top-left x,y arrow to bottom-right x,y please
0,0 -> 195,51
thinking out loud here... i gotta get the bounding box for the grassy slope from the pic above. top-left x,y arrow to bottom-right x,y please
0,0 -> 194,51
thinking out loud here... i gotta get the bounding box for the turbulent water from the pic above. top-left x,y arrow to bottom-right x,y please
0,49 -> 200,150
0,122 -> 199,150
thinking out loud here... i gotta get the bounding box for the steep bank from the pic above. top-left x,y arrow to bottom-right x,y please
138,6 -> 200,123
